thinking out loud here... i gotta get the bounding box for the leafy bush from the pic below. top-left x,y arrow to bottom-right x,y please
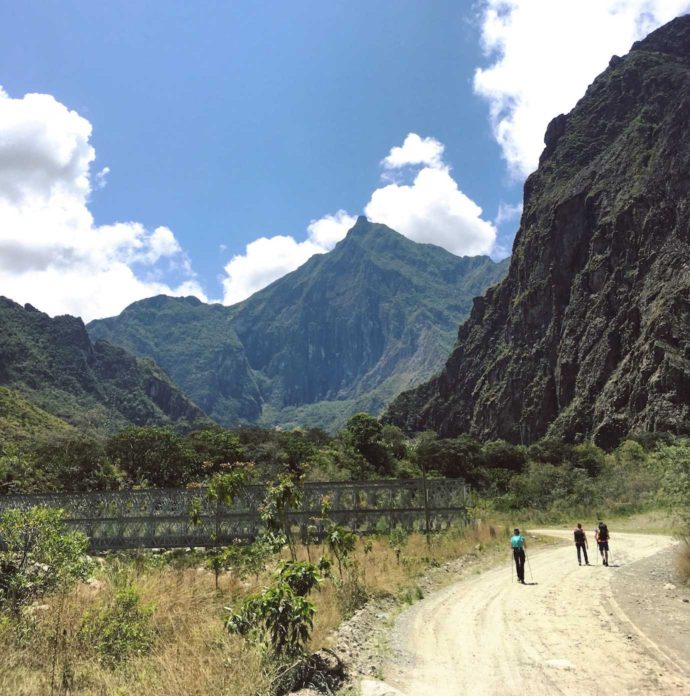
0,445 -> 45,494
652,438 -> 690,514
482,440 -> 527,473
415,432 -> 484,480
0,507 -> 92,616
80,586 -> 156,667
226,561 -> 321,658
498,462 -> 598,512
34,434 -> 123,492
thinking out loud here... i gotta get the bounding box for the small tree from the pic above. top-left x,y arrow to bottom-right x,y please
188,470 -> 249,590
0,507 -> 92,617
185,428 -> 245,477
260,474 -> 303,561
226,560 -> 320,659
324,523 -> 356,579
389,526 -> 408,565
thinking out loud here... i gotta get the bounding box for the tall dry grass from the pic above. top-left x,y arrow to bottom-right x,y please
0,521 -> 503,695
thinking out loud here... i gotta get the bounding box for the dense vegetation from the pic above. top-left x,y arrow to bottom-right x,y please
2,409 -> 688,526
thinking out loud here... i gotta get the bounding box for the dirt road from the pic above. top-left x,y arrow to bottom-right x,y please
373,530 -> 690,696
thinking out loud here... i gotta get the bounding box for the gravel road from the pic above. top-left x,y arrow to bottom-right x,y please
369,530 -> 690,696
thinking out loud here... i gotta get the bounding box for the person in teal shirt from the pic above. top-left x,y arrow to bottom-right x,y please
511,528 -> 526,584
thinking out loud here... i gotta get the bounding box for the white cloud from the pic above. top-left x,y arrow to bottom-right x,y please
0,88 -> 206,321
494,201 -> 523,227
381,133 -> 445,172
221,210 -> 357,304
95,166 -> 110,189
474,0 -> 690,178
222,236 -> 324,304
221,133 -> 497,303
306,210 -> 358,248
365,166 -> 496,256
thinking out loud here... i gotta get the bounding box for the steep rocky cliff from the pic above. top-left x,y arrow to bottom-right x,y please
89,219 -> 509,430
0,297 -> 210,433
386,17 -> 690,448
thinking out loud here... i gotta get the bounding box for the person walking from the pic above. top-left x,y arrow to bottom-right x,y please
573,523 -> 590,565
511,528 -> 526,584
596,521 -> 611,566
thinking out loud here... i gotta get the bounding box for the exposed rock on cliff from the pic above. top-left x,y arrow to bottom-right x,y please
385,17 -> 690,448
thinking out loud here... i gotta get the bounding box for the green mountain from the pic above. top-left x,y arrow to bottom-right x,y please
0,297 -> 210,436
385,17 -> 690,448
89,218 -> 509,430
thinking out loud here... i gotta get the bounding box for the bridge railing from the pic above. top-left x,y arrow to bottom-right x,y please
0,478 -> 470,551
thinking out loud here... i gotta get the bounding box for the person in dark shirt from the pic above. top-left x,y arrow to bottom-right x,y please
596,521 -> 611,566
573,523 -> 590,565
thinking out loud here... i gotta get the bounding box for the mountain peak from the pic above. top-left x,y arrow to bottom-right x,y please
89,220 -> 509,431
343,215 -> 378,239
631,14 -> 690,59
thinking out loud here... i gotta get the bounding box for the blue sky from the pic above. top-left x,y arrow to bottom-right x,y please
1,1 -> 688,319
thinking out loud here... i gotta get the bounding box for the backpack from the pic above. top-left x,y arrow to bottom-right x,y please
598,523 -> 609,541
574,528 -> 585,543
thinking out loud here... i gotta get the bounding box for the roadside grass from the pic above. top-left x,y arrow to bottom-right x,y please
0,567 -> 267,696
0,521 -> 504,696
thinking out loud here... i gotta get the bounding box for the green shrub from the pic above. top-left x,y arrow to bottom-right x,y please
226,561 -> 321,658
81,586 -> 156,667
0,507 -> 92,616
400,585 -> 423,604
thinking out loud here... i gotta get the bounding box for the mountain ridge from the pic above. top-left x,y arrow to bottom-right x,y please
385,16 -> 690,448
0,296 -> 211,436
89,219 -> 510,431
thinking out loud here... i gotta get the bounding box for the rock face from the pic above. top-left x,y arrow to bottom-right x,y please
89,219 -> 509,430
0,297 -> 209,433
386,17 -> 690,448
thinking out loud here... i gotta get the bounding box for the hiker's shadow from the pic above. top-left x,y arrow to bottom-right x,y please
523,582 -> 539,586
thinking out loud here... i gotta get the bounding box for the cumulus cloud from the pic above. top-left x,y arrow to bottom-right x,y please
222,210 -> 357,304
221,133 -> 497,303
0,88 -> 206,321
381,133 -> 445,173
306,210 -> 358,248
364,166 -> 496,256
474,0 -> 690,178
